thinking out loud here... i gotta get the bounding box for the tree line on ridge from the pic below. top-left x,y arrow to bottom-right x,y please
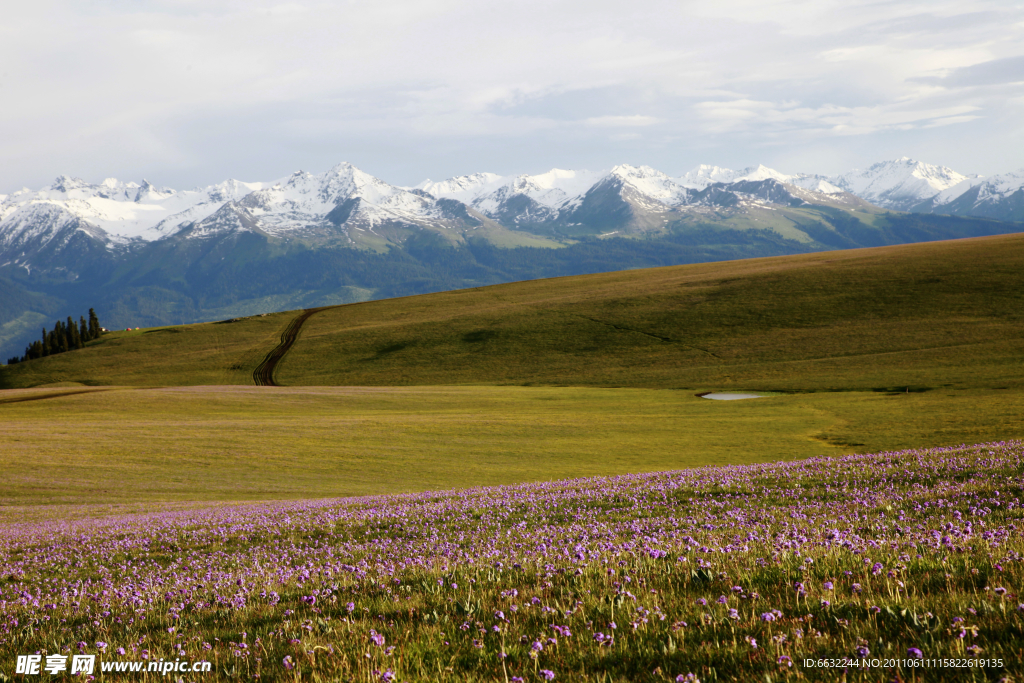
6,309 -> 102,365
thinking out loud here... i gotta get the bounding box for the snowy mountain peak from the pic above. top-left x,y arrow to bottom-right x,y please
50,175 -> 92,193
679,165 -> 742,189
603,165 -> 689,207
0,174 -> 276,243
924,168 -> 1024,220
415,173 -> 504,201
835,157 -> 972,210
736,164 -> 790,182
316,162 -> 402,204
460,168 -> 605,218
247,162 -> 400,218
609,164 -> 663,179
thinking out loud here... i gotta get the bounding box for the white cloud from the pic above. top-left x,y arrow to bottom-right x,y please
584,115 -> 661,128
1,0 -> 1022,187
693,98 -> 983,137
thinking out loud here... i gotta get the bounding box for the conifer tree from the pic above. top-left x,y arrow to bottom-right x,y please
14,308 -> 104,364
68,317 -> 81,349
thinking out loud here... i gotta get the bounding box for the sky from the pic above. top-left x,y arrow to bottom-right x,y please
2,0 -> 1023,191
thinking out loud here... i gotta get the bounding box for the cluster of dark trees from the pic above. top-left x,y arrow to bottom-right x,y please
6,309 -> 102,365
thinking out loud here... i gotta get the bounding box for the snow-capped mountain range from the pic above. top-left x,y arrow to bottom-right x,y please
1,158 -> 1021,267
831,158 -> 973,211
416,163 -> 846,218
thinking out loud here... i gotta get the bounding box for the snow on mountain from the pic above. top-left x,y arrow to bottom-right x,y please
929,169 -> 1022,206
2,157 -> 1015,260
787,176 -> 845,194
234,162 -> 471,236
606,164 -> 690,207
414,173 -> 505,203
834,157 -> 973,210
677,164 -> 843,195
561,165 -> 699,232
677,164 -> 783,189
0,175 -> 269,245
421,166 -> 686,225
677,164 -> 742,189
919,168 -> 1024,221
929,178 -> 984,206
0,163 -> 476,250
735,164 -> 791,184
467,169 -> 605,215
0,202 -> 93,253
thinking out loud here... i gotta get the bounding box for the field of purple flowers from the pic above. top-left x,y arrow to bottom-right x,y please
2,441 -> 1022,682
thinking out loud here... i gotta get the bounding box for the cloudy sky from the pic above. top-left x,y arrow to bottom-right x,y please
3,0 -> 1023,190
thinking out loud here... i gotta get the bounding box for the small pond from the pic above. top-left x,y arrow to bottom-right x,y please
700,393 -> 766,401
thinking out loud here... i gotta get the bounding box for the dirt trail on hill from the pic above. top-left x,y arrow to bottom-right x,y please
252,307 -> 330,386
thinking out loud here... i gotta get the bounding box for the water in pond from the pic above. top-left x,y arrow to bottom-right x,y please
701,393 -> 765,400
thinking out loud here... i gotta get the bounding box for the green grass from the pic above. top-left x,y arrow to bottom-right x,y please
278,233 -> 1024,390
0,311 -> 296,387
3,233 -> 1022,393
1,384 -> 1022,517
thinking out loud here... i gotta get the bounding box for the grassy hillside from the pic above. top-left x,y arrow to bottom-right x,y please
280,232 -> 1024,391
2,232 -> 1022,392
0,311 -> 294,387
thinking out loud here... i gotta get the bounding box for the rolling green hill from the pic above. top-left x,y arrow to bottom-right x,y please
4,232 -> 1021,393
279,232 -> 1024,392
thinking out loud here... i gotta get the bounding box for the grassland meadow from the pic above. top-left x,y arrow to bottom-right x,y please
1,441 -> 1022,681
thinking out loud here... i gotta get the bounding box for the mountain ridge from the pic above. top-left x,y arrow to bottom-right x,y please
4,157 -> 1020,256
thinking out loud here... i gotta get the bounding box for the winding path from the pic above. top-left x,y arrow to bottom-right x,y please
252,307 -> 329,386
